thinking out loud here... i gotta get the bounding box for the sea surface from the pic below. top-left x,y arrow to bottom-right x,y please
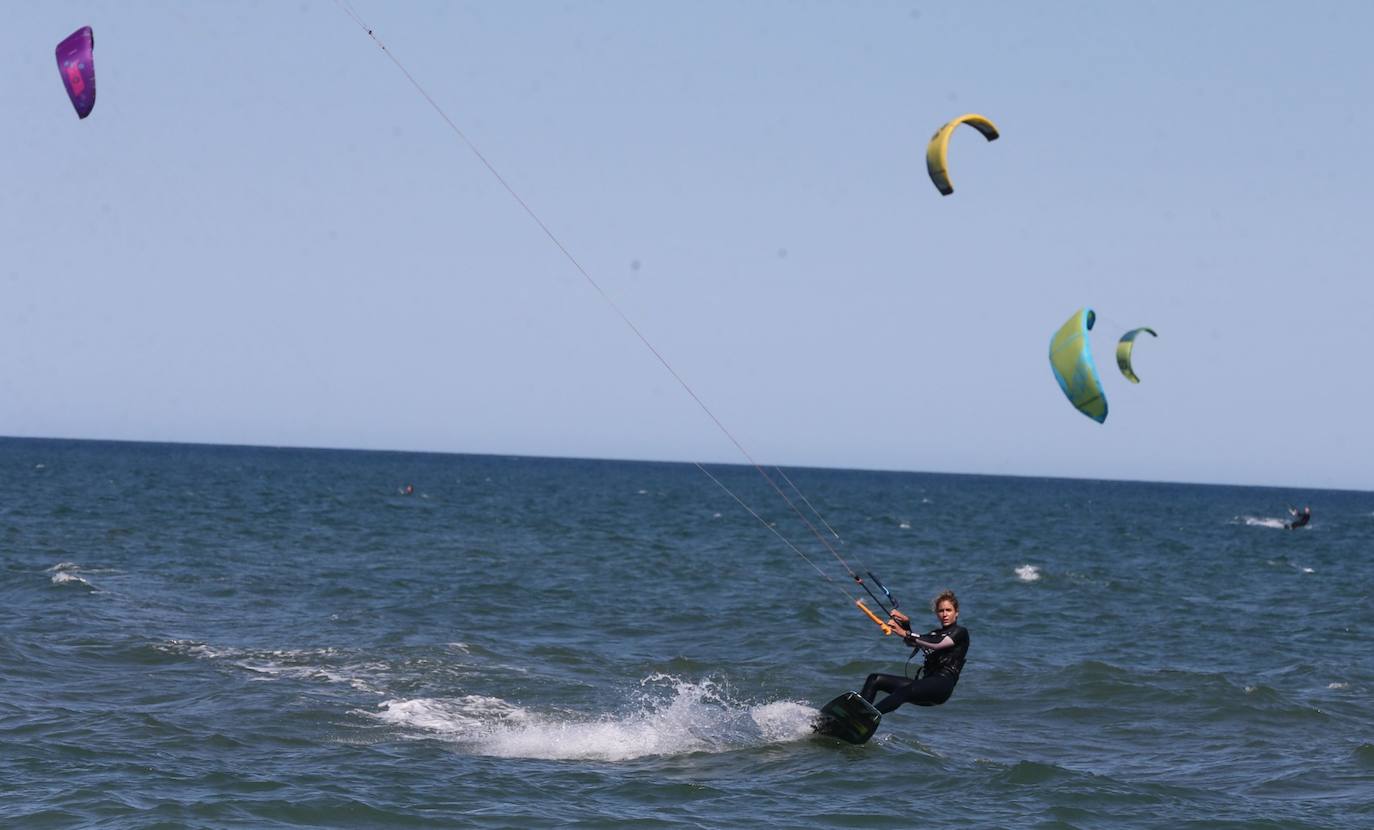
2,437 -> 1370,829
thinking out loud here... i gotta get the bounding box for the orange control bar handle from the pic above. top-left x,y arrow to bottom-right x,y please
856,599 -> 893,635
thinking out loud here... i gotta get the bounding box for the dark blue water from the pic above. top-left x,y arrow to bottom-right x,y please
2,438 -> 1370,828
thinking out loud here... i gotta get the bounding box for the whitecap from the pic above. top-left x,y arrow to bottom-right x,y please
1015,564 -> 1041,582
48,562 -> 93,589
167,642 -> 385,693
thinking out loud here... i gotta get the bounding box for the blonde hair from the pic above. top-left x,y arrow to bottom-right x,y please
932,589 -> 959,612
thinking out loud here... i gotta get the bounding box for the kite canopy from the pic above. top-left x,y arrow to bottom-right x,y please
1049,307 -> 1108,424
1116,327 -> 1158,384
55,26 -> 96,119
925,114 -> 999,196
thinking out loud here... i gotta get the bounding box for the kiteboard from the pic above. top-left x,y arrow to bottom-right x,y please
813,691 -> 881,745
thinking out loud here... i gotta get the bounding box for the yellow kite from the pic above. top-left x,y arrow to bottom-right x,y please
925,114 -> 999,196
1116,328 -> 1158,384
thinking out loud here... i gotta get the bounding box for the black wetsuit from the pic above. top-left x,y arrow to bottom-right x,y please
861,623 -> 969,715
1287,510 -> 1311,530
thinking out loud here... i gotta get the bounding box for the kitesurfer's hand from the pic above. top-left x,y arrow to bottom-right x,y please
888,610 -> 911,630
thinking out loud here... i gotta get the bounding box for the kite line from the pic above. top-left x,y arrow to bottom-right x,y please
333,1 -> 901,632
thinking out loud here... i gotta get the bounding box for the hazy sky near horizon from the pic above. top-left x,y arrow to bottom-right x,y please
3,1 -> 1371,491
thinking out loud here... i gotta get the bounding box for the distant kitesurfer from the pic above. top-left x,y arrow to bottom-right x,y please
860,589 -> 969,715
402,483 -> 415,496
1286,506 -> 1311,530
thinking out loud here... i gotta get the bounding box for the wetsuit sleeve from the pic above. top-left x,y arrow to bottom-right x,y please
903,632 -> 945,649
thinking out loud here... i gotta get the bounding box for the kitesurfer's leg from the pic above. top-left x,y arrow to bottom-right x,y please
870,674 -> 957,715
861,673 -> 907,705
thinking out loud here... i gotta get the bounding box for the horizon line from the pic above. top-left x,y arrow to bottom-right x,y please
0,433 -> 1362,495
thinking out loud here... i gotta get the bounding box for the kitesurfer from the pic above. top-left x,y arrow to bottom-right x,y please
860,590 -> 969,715
1286,506 -> 1311,530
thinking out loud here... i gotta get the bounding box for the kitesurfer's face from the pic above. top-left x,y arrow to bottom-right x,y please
935,599 -> 958,627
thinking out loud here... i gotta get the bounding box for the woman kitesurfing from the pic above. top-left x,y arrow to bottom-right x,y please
813,588 -> 969,743
862,590 -> 969,714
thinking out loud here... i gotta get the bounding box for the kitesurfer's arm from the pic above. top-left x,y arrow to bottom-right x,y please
903,632 -> 955,651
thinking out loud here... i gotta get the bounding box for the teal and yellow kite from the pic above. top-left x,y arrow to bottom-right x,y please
1048,307 -> 1108,423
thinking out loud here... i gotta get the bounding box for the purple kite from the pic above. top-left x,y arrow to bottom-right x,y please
55,26 -> 96,119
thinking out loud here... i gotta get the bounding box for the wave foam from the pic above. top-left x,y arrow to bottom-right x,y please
1239,515 -> 1287,529
1015,564 -> 1041,582
50,571 -> 91,587
372,676 -> 818,761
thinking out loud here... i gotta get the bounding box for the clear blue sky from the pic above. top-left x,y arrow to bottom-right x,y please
3,2 -> 1371,491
